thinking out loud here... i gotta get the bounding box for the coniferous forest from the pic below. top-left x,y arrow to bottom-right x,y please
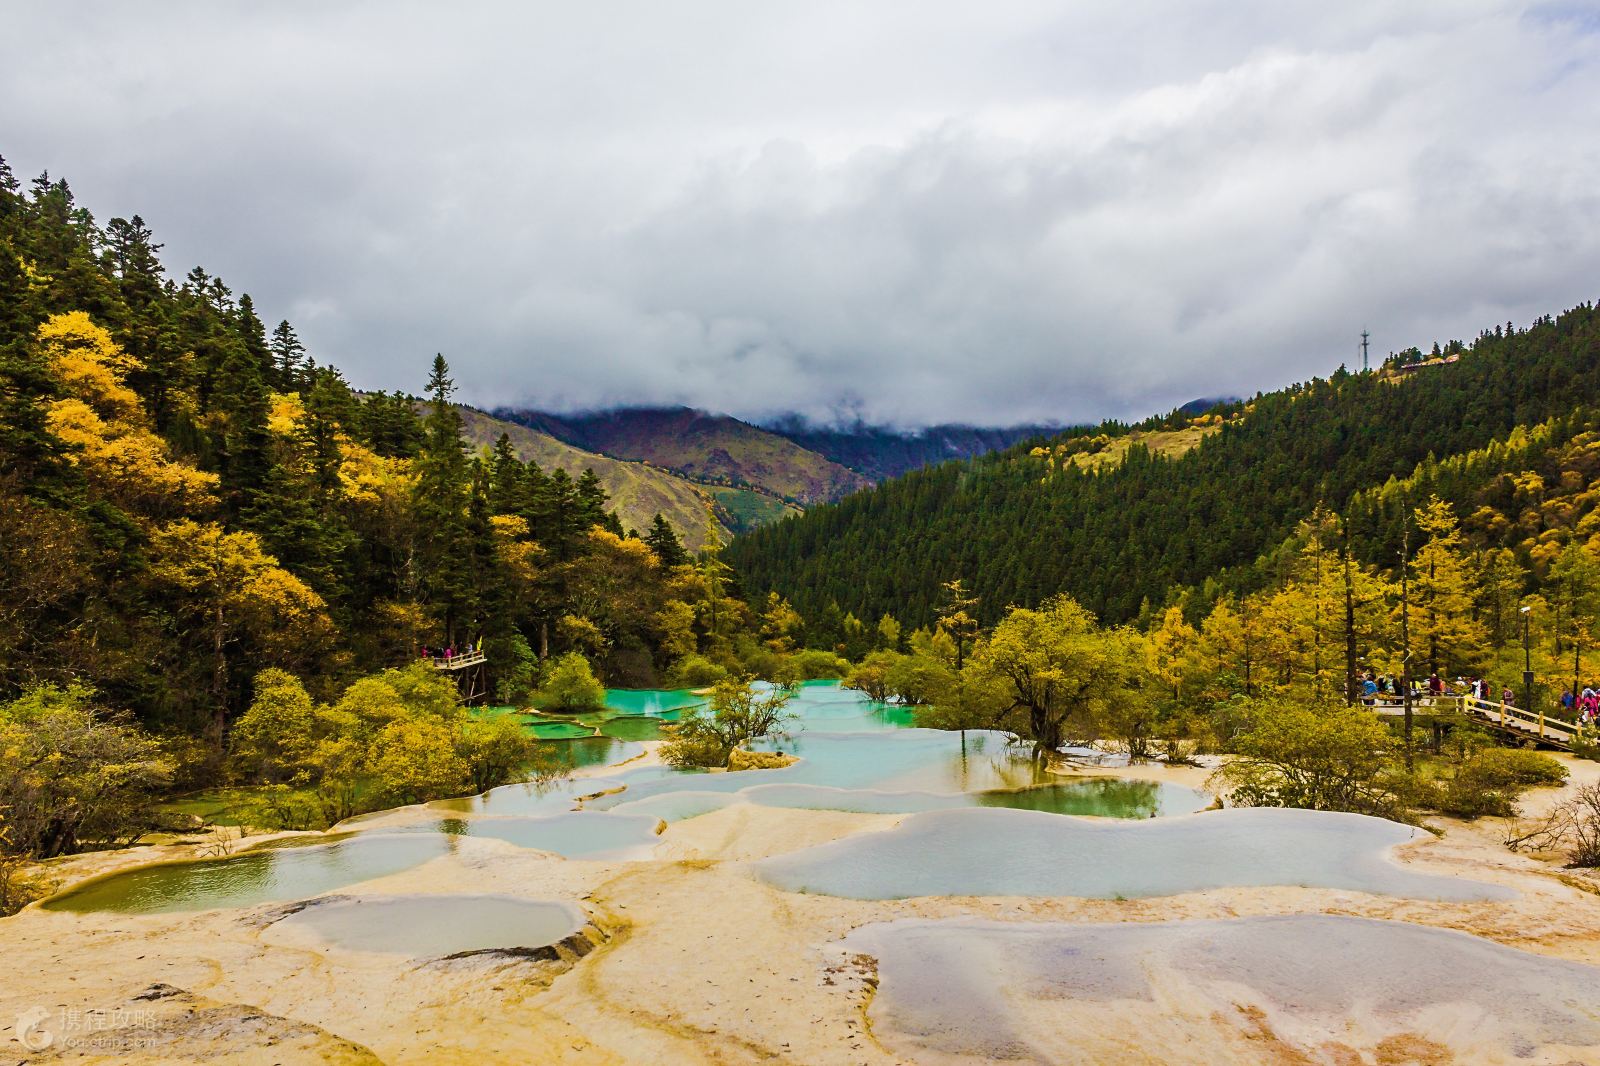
0,160 -> 773,783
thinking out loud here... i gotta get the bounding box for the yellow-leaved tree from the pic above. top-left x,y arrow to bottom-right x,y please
37,312 -> 217,516
1407,496 -> 1485,676
962,595 -> 1149,758
145,519 -> 332,746
1149,604 -> 1201,703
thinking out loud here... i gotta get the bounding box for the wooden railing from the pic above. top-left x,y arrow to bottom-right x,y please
1458,694 -> 1575,745
1371,694 -> 1580,748
428,649 -> 487,671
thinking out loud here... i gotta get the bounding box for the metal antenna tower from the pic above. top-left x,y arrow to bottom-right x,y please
1360,329 -> 1370,372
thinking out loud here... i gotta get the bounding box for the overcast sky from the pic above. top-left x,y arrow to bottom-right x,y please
4,2 -> 1599,427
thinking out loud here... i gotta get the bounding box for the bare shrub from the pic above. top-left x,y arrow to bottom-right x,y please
1505,783 -> 1600,867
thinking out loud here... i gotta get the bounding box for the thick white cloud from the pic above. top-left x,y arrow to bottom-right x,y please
3,1 -> 1598,425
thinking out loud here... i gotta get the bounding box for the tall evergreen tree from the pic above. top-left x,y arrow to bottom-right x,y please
269,319 -> 307,389
644,513 -> 689,567
415,354 -> 474,640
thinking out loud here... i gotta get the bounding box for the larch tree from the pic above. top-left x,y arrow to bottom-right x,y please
145,519 -> 332,747
1409,496 -> 1485,675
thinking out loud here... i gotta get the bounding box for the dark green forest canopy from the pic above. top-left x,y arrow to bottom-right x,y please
727,308 -> 1600,628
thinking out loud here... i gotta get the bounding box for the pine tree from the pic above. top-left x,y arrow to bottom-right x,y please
644,513 -> 688,567
269,319 -> 307,389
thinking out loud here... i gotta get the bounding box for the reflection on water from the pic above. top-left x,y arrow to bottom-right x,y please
754,807 -> 1512,900
266,894 -> 586,957
45,684 -> 1212,914
606,778 -> 1205,822
41,834 -> 454,914
545,737 -> 644,770
403,811 -> 662,859
476,685 -> 1212,822
586,727 -> 1210,820
847,915 -> 1600,1063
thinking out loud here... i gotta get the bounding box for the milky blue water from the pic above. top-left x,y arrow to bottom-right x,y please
460,684 -> 1212,821
754,807 -> 1511,901
846,915 -> 1600,1063
62,685 -> 1503,918
422,811 -> 663,859
266,894 -> 586,957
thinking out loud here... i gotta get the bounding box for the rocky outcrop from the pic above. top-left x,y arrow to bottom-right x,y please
727,749 -> 799,772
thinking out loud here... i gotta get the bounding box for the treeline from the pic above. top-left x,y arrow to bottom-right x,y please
728,305 -> 1600,628
0,158 -> 790,783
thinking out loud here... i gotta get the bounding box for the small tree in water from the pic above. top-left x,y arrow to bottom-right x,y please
661,679 -> 796,769
960,595 -> 1149,759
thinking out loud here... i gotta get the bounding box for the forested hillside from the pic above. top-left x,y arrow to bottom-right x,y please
0,160 -> 792,765
456,407 -> 730,547
729,307 -> 1600,629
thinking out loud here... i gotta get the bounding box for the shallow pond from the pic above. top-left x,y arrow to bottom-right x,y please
41,834 -> 454,915
265,894 -> 586,958
606,777 -> 1207,822
753,807 -> 1511,900
463,684 -> 1210,822
845,915 -> 1600,1063
420,812 -> 663,859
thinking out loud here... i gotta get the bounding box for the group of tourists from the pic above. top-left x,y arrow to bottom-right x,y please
1357,671 -> 1515,707
1561,687 -> 1600,723
417,638 -> 482,665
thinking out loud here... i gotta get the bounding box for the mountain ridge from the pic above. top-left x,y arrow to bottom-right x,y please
494,405 -> 869,506
494,403 -> 1066,492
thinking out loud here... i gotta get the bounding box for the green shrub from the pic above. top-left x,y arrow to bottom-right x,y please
843,651 -> 901,702
791,649 -> 849,680
664,653 -> 730,688
885,652 -> 957,706
538,652 -> 607,711
661,680 -> 796,769
1430,747 -> 1568,819
0,683 -> 175,858
1212,697 -> 1407,819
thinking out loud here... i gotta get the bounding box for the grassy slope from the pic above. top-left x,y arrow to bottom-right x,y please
456,408 -> 729,548
534,408 -> 872,505
1068,424 -> 1219,470
709,486 -> 802,534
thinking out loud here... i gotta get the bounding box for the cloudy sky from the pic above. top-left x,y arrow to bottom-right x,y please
4,2 -> 1599,427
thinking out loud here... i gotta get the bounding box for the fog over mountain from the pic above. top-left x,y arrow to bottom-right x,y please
4,1 -> 1598,426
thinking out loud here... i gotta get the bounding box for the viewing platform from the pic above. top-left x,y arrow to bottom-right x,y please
429,649 -> 487,671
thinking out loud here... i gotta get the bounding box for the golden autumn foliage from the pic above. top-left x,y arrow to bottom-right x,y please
145,520 -> 333,736
38,313 -> 217,514
267,390 -> 307,437
38,311 -> 141,419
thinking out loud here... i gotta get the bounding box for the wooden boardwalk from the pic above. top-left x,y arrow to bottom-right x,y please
1372,695 -> 1578,751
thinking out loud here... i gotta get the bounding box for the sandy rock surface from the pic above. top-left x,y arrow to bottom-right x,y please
4,751 -> 1600,1064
